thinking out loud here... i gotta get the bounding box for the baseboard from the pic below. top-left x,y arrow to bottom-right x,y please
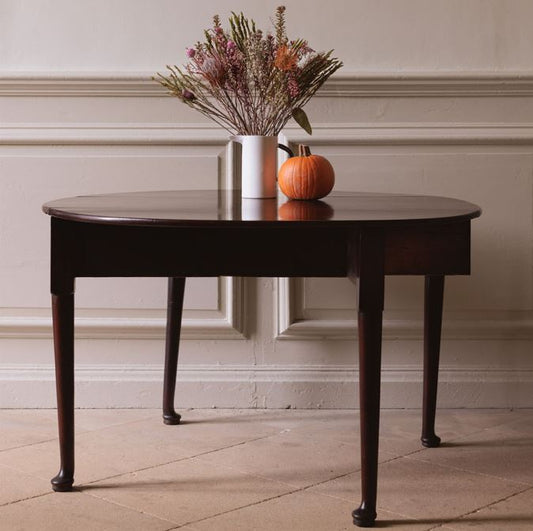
2,364 -> 533,409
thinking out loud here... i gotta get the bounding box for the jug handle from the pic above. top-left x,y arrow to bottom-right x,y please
277,144 -> 294,158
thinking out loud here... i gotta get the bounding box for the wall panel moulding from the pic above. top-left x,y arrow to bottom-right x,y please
0,277 -> 246,340
276,278 -> 533,341
2,72 -> 533,98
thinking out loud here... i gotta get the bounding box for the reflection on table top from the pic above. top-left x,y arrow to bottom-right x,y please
43,190 -> 482,227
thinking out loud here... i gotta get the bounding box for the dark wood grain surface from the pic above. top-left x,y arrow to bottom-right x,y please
43,188 -> 481,528
43,190 -> 481,227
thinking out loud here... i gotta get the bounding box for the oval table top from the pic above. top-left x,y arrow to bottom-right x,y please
43,190 -> 481,228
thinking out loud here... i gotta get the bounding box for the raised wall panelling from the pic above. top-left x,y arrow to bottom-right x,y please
1,72 -> 533,407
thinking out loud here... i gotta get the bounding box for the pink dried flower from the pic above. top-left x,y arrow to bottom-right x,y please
226,40 -> 236,52
181,89 -> 196,101
288,77 -> 299,98
185,47 -> 196,58
200,58 -> 226,85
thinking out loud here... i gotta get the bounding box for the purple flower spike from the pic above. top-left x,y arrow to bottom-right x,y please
185,47 -> 196,58
226,40 -> 236,52
181,89 -> 196,101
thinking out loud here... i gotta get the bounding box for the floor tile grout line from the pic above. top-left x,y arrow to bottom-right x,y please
0,407 -> 524,456
303,460 -> 533,530
165,522 -> 203,529
171,467 -> 373,529
0,432 -> 285,509
377,456 -> 533,530
180,445 -> 444,509
0,413 -> 159,455
188,455 -> 312,489
168,487 -> 305,528
0,412 -> 307,474
0,489 -> 180,528
440,417 -> 533,444
0,491 -> 54,509
91,466 -> 365,529
1,423 -> 363,510
0,429 -> 492,489
0,466 -> 186,528
0,436 -> 62,455
390,423 -> 533,488
401,451 -> 533,488
408,409 -> 533,451
4,409 -> 533,525
81,490 -> 184,528
429,484 -> 533,529
0,460 -> 56,485
288,446 -> 533,521
191,412 -> 532,484
0,427 -> 294,492
292,453 -> 408,506
85,473 -> 305,530
71,413 -> 169,435
80,431 -> 288,488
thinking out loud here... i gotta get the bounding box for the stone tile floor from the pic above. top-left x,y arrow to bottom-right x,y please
1,408 -> 532,530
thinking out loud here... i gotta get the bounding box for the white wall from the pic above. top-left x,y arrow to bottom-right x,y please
1,0 -> 533,408
2,0 -> 533,72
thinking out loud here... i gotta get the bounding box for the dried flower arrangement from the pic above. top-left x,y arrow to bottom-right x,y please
154,6 -> 342,136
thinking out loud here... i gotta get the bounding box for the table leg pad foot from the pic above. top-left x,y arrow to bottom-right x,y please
51,473 -> 74,492
163,412 -> 181,425
352,506 -> 376,528
421,434 -> 441,448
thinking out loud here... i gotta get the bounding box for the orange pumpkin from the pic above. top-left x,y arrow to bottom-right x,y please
278,145 -> 335,200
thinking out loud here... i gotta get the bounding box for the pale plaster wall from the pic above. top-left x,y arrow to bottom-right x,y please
1,0 -> 533,408
2,0 -> 533,72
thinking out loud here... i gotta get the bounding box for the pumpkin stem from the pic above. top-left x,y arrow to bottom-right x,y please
298,144 -> 311,157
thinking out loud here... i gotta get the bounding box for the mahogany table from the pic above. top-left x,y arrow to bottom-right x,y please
43,190 -> 481,528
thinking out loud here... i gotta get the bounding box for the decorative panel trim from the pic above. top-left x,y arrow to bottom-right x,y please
281,123 -> 533,146
276,278 -> 533,340
0,124 -> 228,145
0,72 -> 163,97
2,71 -> 533,97
3,123 -> 533,147
0,277 -> 245,340
323,72 -> 533,97
2,363 -> 533,408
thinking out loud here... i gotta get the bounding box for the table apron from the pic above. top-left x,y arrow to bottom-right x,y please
50,219 -> 471,293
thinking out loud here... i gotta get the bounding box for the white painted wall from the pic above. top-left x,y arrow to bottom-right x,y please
2,0 -> 533,72
1,1 -> 533,408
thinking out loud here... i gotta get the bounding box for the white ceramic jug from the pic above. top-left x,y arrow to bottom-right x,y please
232,136 -> 293,199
